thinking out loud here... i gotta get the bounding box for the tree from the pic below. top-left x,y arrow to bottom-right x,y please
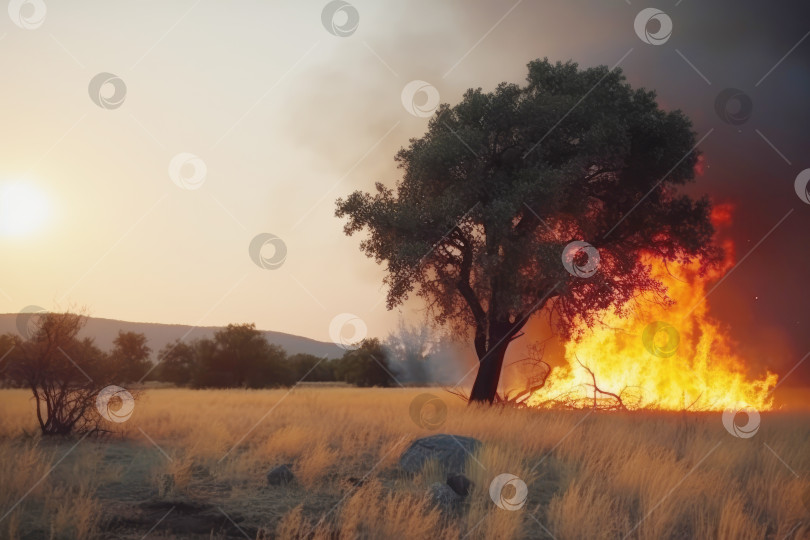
193,324 -> 288,388
155,339 -> 196,385
336,59 -> 719,403
0,333 -> 17,387
333,339 -> 395,387
110,331 -> 151,382
190,337 -> 220,387
286,353 -> 334,383
3,311 -> 120,435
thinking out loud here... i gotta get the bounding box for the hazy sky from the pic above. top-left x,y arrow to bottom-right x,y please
1,0 -> 808,380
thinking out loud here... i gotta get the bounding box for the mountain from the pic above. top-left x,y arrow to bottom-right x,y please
0,314 -> 344,359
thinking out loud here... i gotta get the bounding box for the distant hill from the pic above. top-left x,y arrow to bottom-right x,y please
0,314 -> 344,360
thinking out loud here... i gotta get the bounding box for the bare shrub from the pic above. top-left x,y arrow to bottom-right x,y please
3,310 -> 126,436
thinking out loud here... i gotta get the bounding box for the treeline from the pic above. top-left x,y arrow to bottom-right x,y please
0,322 -> 396,389
154,323 -> 395,388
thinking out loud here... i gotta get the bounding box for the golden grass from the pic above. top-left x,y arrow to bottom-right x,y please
0,387 -> 808,539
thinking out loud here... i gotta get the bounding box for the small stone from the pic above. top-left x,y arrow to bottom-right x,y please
266,464 -> 295,486
346,476 -> 365,487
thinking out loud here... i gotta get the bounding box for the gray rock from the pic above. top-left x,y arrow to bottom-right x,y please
446,473 -> 473,497
266,463 -> 295,485
426,482 -> 461,511
399,434 -> 483,475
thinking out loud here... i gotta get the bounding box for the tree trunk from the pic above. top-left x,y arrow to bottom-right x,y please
468,334 -> 511,404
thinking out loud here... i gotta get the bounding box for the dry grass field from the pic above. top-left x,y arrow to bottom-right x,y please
1,387 -> 809,539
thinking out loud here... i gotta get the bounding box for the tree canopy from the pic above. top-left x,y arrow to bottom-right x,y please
336,59 -> 720,403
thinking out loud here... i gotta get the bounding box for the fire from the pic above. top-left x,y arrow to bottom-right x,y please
526,209 -> 778,411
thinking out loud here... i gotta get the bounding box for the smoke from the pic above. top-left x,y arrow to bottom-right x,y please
383,320 -> 476,386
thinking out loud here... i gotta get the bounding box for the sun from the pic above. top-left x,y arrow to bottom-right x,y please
0,181 -> 50,237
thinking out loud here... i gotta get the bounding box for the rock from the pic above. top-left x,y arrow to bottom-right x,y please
446,473 -> 473,497
399,434 -> 483,475
346,476 -> 365,487
266,464 -> 295,485
426,482 -> 461,511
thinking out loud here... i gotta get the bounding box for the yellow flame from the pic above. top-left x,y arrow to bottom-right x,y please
527,255 -> 778,411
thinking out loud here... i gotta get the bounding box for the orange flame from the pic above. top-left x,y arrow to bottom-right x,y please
526,207 -> 777,411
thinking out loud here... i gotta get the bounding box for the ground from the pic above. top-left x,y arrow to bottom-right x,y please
0,387 -> 808,539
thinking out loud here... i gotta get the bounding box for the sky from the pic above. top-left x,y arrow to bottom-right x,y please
1,0 -> 809,383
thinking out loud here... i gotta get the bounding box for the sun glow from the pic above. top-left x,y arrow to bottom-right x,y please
0,181 -> 50,237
